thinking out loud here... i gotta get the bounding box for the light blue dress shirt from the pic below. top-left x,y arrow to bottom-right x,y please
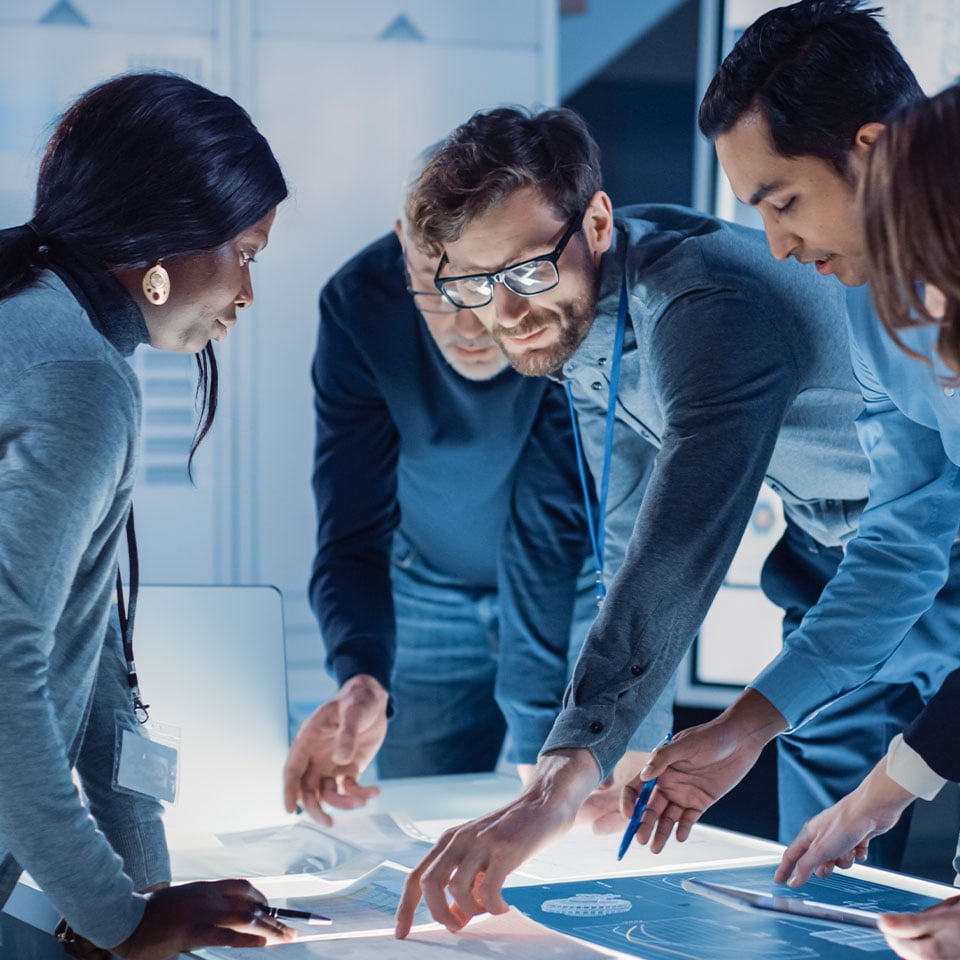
753,283 -> 960,726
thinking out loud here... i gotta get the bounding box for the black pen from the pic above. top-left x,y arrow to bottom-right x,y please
260,905 -> 333,926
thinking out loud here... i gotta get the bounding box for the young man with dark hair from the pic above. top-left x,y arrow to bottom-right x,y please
392,98 -> 960,936
698,0 -> 922,187
636,1 -> 960,884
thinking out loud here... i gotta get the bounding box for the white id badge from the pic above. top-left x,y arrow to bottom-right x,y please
113,713 -> 181,804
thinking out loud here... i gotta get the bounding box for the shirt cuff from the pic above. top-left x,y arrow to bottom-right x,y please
750,650 -> 836,730
540,701 -> 620,782
886,733 -> 946,801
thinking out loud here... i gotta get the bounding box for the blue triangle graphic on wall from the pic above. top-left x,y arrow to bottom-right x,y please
379,13 -> 424,42
39,1 -> 89,26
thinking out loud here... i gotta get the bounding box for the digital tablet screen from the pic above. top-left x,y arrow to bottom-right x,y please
682,877 -> 881,929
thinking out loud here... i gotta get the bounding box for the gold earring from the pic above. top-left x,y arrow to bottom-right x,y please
142,263 -> 170,305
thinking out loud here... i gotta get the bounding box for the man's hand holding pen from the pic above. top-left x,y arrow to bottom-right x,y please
628,690 -> 788,853
617,733 -> 672,859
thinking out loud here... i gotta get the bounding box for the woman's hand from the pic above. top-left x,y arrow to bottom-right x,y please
111,879 -> 294,959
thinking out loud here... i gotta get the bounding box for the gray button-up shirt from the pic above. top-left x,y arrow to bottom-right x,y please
541,204 -> 867,778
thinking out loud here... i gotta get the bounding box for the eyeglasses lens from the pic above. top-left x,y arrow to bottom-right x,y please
411,291 -> 459,314
503,259 -> 559,296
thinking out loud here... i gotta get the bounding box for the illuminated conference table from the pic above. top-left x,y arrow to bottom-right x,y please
4,771 -> 957,959
4,590 -> 953,956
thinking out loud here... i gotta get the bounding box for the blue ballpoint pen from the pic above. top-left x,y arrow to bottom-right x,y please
617,732 -> 673,861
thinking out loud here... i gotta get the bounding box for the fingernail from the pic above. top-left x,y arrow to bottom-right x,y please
639,765 -> 653,778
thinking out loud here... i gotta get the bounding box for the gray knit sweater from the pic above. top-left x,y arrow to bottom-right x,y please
0,268 -> 168,948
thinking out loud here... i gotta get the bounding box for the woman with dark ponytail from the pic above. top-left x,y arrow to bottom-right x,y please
0,72 -> 290,957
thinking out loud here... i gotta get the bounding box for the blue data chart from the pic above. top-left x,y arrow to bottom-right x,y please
504,864 -> 942,959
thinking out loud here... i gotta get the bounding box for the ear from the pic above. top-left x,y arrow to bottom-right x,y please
583,190 -> 614,264
394,218 -> 406,250
852,121 -> 885,158
848,122 -> 885,180
855,121 -> 885,147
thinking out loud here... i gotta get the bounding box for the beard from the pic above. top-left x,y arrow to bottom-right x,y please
491,285 -> 598,378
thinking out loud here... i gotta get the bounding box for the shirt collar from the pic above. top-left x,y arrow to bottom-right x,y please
50,259 -> 149,357
562,224 -> 631,374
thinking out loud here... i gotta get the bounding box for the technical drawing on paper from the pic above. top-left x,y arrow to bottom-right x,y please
505,863 -> 943,959
541,893 -> 633,917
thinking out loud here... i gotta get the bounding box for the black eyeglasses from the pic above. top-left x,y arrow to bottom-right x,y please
434,210 -> 585,309
404,256 -> 459,314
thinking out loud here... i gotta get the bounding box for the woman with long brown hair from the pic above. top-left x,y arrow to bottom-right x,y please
777,83 -> 960,960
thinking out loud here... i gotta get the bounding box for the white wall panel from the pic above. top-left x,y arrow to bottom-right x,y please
245,7 -> 556,724
0,1 -> 556,728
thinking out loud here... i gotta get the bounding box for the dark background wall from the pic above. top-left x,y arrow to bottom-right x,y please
564,0 -> 699,207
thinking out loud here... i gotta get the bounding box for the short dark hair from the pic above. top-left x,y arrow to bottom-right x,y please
699,0 -> 923,174
863,83 -> 960,376
408,106 -> 601,254
0,71 -> 287,466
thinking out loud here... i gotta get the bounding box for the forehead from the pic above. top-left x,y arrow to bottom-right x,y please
405,239 -> 439,276
715,112 -> 790,199
715,111 -> 846,204
242,206 -> 277,243
445,186 -> 566,273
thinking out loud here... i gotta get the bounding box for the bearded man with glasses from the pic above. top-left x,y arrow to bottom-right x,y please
283,147 -> 628,828
394,104 -> 926,936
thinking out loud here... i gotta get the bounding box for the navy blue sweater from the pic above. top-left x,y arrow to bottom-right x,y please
309,233 -> 590,762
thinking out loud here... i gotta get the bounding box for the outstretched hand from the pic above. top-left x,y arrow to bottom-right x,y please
395,749 -> 600,938
775,758 -> 916,887
283,674 -> 389,825
112,879 -> 293,959
626,690 -> 786,854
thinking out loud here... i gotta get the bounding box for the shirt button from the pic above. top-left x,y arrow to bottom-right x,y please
597,356 -> 607,367
589,721 -> 604,734
945,387 -> 956,397
566,361 -> 578,372
640,431 -> 651,440
631,664 -> 643,676
591,381 -> 603,391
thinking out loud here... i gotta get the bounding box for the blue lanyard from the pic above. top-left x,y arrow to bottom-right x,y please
565,277 -> 628,607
